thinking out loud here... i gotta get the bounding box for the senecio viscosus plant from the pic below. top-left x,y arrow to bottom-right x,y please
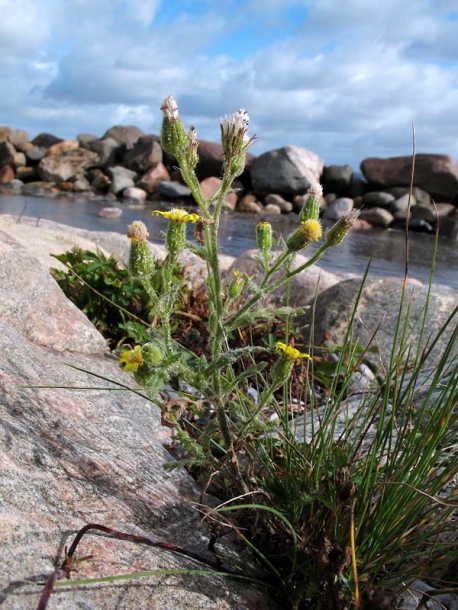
119,95 -> 359,491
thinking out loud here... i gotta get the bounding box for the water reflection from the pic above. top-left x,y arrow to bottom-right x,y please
0,194 -> 456,288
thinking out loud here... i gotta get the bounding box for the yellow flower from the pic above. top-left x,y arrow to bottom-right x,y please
275,341 -> 312,364
119,345 -> 144,373
153,208 -> 200,223
300,219 -> 322,242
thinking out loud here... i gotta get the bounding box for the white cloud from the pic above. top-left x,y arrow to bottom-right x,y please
0,0 -> 457,168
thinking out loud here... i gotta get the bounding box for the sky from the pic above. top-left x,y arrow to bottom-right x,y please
1,0 -> 458,169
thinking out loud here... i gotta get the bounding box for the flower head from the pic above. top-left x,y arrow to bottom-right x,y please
127,220 -> 149,243
153,208 -> 200,224
286,219 -> 322,252
220,109 -> 255,176
160,95 -> 188,157
275,342 -> 312,364
299,183 -> 323,223
325,209 -> 360,247
119,345 -> 144,373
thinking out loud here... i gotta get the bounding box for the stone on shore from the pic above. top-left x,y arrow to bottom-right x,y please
0,216 -> 277,610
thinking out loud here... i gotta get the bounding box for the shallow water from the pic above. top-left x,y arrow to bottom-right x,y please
0,194 -> 457,288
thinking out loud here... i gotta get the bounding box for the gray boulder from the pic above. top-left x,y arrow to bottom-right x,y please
107,165 -> 138,194
322,164 -> 353,195
38,149 -> 100,182
359,207 -> 394,228
124,138 -> 163,173
250,145 -> 324,199
0,220 -> 278,610
102,125 -> 145,149
298,277 -> 457,370
322,197 -> 354,220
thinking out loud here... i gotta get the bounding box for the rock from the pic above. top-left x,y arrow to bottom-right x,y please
0,141 -> 16,168
122,186 -> 147,203
438,216 -> 458,240
389,193 -> 415,219
155,180 -> 192,199
77,132 -> 99,148
25,145 -> 47,163
250,145 -> 324,199
72,175 -> 92,192
31,132 -> 63,148
45,139 -> 80,157
98,206 -> 123,218
8,128 -> 30,147
410,203 -> 438,224
361,154 -> 458,202
0,126 -> 11,142
102,125 -> 145,149
434,203 -> 455,217
262,203 -> 282,214
0,230 -> 107,353
322,164 -> 353,195
264,193 -> 293,213
39,149 -> 100,182
237,194 -> 263,213
107,165 -> 137,194
15,165 -> 39,182
89,136 -> 120,166
361,191 -> 395,208
200,176 -> 237,209
0,165 -> 15,183
137,162 -> 171,193
0,218 -> 276,609
359,207 -> 394,228
227,249 -> 342,308
322,197 -> 354,220
347,177 -> 368,198
124,138 -> 163,172
195,139 -> 226,180
89,168 -> 111,191
297,277 -> 457,370
385,185 -> 432,205
22,181 -> 59,195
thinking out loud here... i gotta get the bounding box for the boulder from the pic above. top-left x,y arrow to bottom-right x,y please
155,180 -> 192,199
322,164 -> 353,196
107,165 -> 137,195
359,207 -> 394,228
0,164 -> 15,183
0,126 -> 11,142
264,193 -> 293,213
39,149 -> 100,182
250,145 -> 324,199
124,138 -> 163,172
89,136 -> 120,166
102,125 -> 145,149
31,133 -> 63,148
362,191 -> 395,208
8,128 -> 30,147
200,176 -> 237,209
195,139 -> 226,180
297,277 -> 457,369
25,145 -> 47,163
0,141 -> 16,168
45,139 -> 80,157
389,193 -> 416,219
122,186 -> 147,203
322,197 -> 354,220
77,132 -> 99,148
137,162 -> 171,193
0,218 -> 276,609
360,155 -> 458,202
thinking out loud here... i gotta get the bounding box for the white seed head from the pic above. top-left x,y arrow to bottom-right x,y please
161,95 -> 179,120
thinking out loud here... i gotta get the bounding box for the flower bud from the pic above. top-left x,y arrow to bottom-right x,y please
228,270 -> 246,299
299,184 -> 323,223
256,221 -> 273,254
160,95 -> 188,158
127,221 -> 154,279
325,209 -> 360,247
270,342 -> 312,390
153,208 -> 200,257
184,126 -> 199,172
220,109 -> 255,177
286,219 -> 322,252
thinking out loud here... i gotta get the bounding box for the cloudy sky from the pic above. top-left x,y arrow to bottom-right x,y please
1,0 -> 458,169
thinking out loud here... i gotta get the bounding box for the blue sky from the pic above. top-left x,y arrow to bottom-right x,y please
1,0 -> 458,169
